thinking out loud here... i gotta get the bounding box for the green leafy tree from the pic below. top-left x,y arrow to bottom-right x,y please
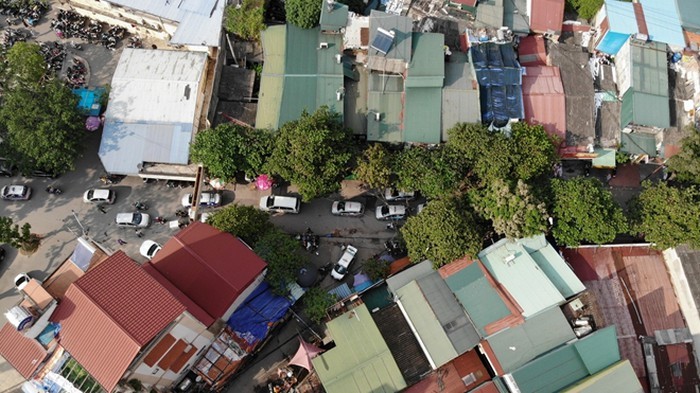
265,107 -> 354,201
550,177 -> 628,246
471,179 -> 548,239
191,124 -> 274,182
363,256 -> 390,281
285,0 -> 321,29
447,122 -> 557,185
303,287 -> 335,323
0,79 -> 84,175
206,204 -> 272,246
401,196 -> 485,268
0,217 -> 37,251
4,42 -> 46,88
393,146 -> 465,199
355,143 -> 393,191
567,0 -> 604,20
668,127 -> 700,185
224,0 -> 266,41
629,182 -> 700,249
254,228 -> 306,294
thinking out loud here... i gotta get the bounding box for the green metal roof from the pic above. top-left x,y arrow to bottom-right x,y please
319,2 -> 349,31
396,281 -> 459,367
519,235 -> 586,299
561,360 -> 644,393
256,25 -> 344,130
406,33 -> 445,88
442,58 -> 481,140
676,0 -> 700,33
478,236 -> 576,318
404,87 -> 442,144
486,307 -> 576,372
620,132 -> 658,156
367,73 -> 404,142
620,41 -> 670,128
509,326 -> 621,393
445,262 -> 512,337
592,148 -> 617,169
311,303 -> 407,393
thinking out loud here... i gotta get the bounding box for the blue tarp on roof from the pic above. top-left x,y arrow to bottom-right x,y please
471,43 -> 524,125
226,282 -> 292,347
73,87 -> 105,116
597,32 -> 632,55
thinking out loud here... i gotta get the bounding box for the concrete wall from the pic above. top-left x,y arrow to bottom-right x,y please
68,0 -> 175,42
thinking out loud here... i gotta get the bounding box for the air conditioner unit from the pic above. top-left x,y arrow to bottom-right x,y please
374,112 -> 381,121
335,53 -> 342,64
319,42 -> 329,49
503,254 -> 516,265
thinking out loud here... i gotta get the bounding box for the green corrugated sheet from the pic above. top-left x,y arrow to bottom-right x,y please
620,132 -> 657,156
632,91 -> 670,128
620,88 -> 634,129
510,326 -> 621,393
520,234 -> 585,298
406,33 -> 445,87
676,0 -> 700,33
445,262 -> 512,336
367,73 -> 404,143
621,41 -> 670,128
319,2 -> 348,31
256,25 -> 344,130
396,281 -> 458,367
592,148 -> 616,169
311,303 -> 407,393
487,307 -> 576,373
562,360 -> 644,393
404,87 -> 442,144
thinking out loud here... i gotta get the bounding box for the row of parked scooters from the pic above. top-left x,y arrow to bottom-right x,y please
51,9 -> 127,51
1,0 -> 48,27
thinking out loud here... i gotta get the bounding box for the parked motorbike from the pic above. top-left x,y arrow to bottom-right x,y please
134,201 -> 148,211
175,209 -> 189,218
296,228 -> 319,252
45,186 -> 62,195
154,216 -> 167,225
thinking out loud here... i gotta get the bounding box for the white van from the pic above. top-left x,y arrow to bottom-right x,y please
259,195 -> 301,214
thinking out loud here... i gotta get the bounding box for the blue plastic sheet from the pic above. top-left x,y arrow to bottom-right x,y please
226,282 -> 292,347
471,43 -> 524,124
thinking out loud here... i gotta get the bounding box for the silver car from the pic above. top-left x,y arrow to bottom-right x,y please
375,205 -> 407,221
1,185 -> 31,201
331,201 -> 365,217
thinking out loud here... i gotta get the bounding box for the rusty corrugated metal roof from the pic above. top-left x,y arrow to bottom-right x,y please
529,0 -> 565,34
0,323 -> 47,378
522,66 -> 566,140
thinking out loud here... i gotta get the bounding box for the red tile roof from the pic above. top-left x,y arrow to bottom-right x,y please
146,222 -> 267,327
518,35 -> 547,66
632,3 -> 649,36
0,323 -> 47,378
50,251 -> 185,391
529,0 -> 565,34
522,66 -> 566,140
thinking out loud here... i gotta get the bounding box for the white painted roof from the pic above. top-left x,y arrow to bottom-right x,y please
109,0 -> 225,46
99,49 -> 208,175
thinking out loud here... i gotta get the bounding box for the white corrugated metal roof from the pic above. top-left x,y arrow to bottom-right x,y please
99,49 -> 207,175
109,0 -> 224,46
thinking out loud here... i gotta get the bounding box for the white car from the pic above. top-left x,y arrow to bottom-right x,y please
331,201 -> 365,217
384,188 -> 416,202
416,203 -> 426,214
83,189 -> 116,204
14,273 -> 31,291
331,245 -> 358,280
116,212 -> 150,228
139,240 -> 162,260
1,185 -> 31,201
375,205 -> 408,221
181,192 -> 221,208
259,195 -> 301,214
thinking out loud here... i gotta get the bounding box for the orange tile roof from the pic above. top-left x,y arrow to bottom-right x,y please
0,323 -> 47,378
50,251 -> 185,391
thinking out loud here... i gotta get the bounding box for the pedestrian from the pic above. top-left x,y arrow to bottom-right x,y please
117,239 -> 127,245
104,231 -> 108,237
98,204 -> 107,214
135,230 -> 143,238
21,18 -> 28,28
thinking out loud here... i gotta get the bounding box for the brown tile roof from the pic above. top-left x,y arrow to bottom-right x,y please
42,261 -> 85,300
146,222 -> 266,327
21,279 -> 54,310
50,251 -> 185,391
158,339 -> 187,370
633,3 -> 649,36
170,343 -> 198,373
0,323 -> 47,378
143,334 -> 176,367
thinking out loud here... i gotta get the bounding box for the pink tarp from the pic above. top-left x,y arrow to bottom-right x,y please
255,174 -> 273,190
288,338 -> 324,371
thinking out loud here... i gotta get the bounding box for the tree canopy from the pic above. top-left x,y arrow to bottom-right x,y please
0,78 -> 84,175
206,204 -> 272,246
470,179 -> 548,239
0,217 -> 36,251
393,146 -> 465,199
401,196 -> 485,268
4,42 -> 46,88
224,0 -> 266,41
265,107 -> 354,201
362,256 -> 390,281
447,122 -> 558,185
190,124 -> 274,182
668,127 -> 700,185
629,182 -> 700,249
550,177 -> 628,246
355,143 -> 393,191
285,0 -> 322,29
303,287 -> 335,323
254,228 -> 306,294
567,0 -> 604,20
